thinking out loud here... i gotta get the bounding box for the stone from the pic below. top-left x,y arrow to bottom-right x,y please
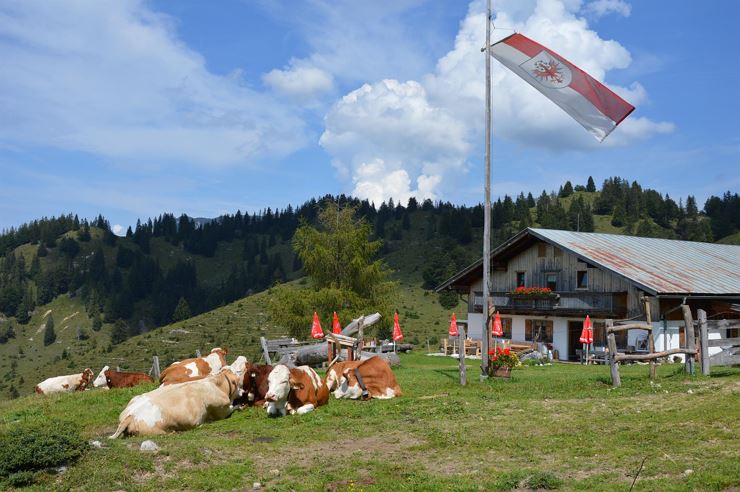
140,440 -> 159,452
253,482 -> 262,490
89,440 -> 103,449
269,469 -> 280,476
683,469 -> 694,477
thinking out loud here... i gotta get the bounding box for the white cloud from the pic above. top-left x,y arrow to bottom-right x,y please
0,0 -> 307,166
263,61 -> 334,101
320,0 -> 672,202
320,80 -> 468,205
112,224 -> 125,236
583,0 -> 632,18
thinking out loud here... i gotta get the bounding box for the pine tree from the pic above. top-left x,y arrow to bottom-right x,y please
8,385 -> 19,400
111,319 -> 128,345
586,176 -> 596,192
43,315 -> 56,346
37,243 -> 48,257
560,181 -> 574,197
15,299 -> 30,324
172,297 -> 192,322
611,203 -> 627,227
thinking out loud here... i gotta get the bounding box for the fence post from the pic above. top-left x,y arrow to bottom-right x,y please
607,319 -> 620,387
458,328 -> 467,386
195,349 -> 201,358
152,356 -> 160,380
645,298 -> 656,380
260,336 -> 272,365
681,304 -> 695,375
698,309 -> 710,376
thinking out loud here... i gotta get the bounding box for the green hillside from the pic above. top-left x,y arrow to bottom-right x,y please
1,183 -> 738,397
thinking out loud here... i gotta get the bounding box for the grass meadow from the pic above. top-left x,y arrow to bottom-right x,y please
1,353 -> 738,491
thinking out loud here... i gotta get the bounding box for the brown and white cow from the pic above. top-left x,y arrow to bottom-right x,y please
325,356 -> 402,400
232,363 -> 272,408
109,366 -> 244,438
35,368 -> 94,395
159,347 -> 228,385
264,365 -> 329,417
93,366 -> 154,389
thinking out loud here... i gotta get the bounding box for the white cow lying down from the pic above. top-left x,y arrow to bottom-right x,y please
109,360 -> 246,438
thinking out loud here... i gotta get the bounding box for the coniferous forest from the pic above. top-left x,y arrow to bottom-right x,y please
0,177 -> 738,346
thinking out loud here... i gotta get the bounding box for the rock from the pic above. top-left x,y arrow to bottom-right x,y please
684,469 -> 694,477
687,389 -> 694,394
140,440 -> 159,452
89,440 -> 103,448
55,466 -> 67,474
269,469 -> 280,476
253,482 -> 261,490
519,351 -> 546,362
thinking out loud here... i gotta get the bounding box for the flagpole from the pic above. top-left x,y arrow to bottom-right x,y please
481,0 -> 492,380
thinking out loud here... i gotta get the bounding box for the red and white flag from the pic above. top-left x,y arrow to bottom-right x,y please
488,33 -> 634,141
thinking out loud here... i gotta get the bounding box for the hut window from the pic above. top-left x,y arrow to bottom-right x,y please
516,271 -> 526,287
546,273 -> 557,291
525,319 -> 553,343
537,243 -> 547,257
577,270 -> 588,289
553,248 -> 563,258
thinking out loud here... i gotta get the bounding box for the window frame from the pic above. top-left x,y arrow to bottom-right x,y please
545,272 -> 558,291
515,271 -> 526,288
576,270 -> 588,290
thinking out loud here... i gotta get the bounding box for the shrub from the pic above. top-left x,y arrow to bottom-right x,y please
525,471 -> 562,490
0,419 -> 86,486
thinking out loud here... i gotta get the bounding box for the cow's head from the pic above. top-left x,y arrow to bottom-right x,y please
265,365 -> 303,417
324,362 -> 345,391
226,356 -> 248,379
93,366 -> 110,388
220,367 -> 244,400
79,368 -> 94,390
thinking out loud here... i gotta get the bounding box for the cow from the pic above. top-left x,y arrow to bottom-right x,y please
109,366 -> 244,438
93,366 -> 154,389
264,364 -> 329,417
35,368 -> 94,395
325,356 -> 402,400
232,362 -> 272,408
159,347 -> 228,385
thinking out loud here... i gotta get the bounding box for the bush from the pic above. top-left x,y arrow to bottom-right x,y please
525,471 -> 562,490
0,419 -> 86,486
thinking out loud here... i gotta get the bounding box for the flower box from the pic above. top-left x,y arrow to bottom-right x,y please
492,366 -> 511,379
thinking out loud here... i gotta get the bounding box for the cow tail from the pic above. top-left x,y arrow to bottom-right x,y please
108,414 -> 132,439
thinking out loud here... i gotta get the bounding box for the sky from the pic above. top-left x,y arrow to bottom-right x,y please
0,0 -> 738,234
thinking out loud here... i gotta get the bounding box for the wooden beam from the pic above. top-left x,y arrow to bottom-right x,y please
606,323 -> 652,334
607,320 -> 620,387
682,304 -> 695,376
645,298 -> 656,380
615,348 -> 697,362
707,338 -> 740,348
705,319 -> 740,332
699,309 -> 710,376
458,329 -> 467,386
260,336 -> 272,365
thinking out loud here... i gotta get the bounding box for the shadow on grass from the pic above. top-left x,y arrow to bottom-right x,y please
433,369 -> 461,381
709,367 -> 740,378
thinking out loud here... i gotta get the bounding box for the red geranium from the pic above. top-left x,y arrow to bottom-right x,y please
512,286 -> 553,296
489,346 -> 519,369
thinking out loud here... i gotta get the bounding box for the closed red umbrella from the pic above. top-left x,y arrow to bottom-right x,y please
332,311 -> 342,334
392,311 -> 404,342
492,311 -> 504,337
310,312 -> 324,339
579,315 -> 593,363
449,313 -> 459,337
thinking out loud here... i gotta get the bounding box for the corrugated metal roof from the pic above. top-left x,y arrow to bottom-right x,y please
529,228 -> 740,295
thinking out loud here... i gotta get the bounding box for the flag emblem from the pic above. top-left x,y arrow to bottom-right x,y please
521,51 -> 571,89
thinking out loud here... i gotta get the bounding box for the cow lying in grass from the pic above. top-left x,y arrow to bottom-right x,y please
109,362 -> 245,438
264,365 -> 328,417
159,347 -> 228,385
35,368 -> 94,395
232,362 -> 272,408
325,356 -> 402,400
93,366 -> 154,389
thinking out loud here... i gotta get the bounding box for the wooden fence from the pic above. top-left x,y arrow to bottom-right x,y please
698,309 -> 740,375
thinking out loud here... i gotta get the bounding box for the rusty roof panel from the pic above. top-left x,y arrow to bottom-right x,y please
530,228 -> 740,295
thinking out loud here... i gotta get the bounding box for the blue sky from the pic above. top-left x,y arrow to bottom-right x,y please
0,0 -> 738,233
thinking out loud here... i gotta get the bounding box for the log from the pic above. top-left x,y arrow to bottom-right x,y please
606,323 -> 652,334
645,298 -> 656,380
681,304 -> 695,375
277,313 -> 382,366
614,348 -> 696,362
458,330 -> 467,386
607,321 -> 620,387
699,309 -> 710,376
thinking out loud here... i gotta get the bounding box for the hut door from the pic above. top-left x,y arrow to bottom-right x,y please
568,321 -> 582,361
